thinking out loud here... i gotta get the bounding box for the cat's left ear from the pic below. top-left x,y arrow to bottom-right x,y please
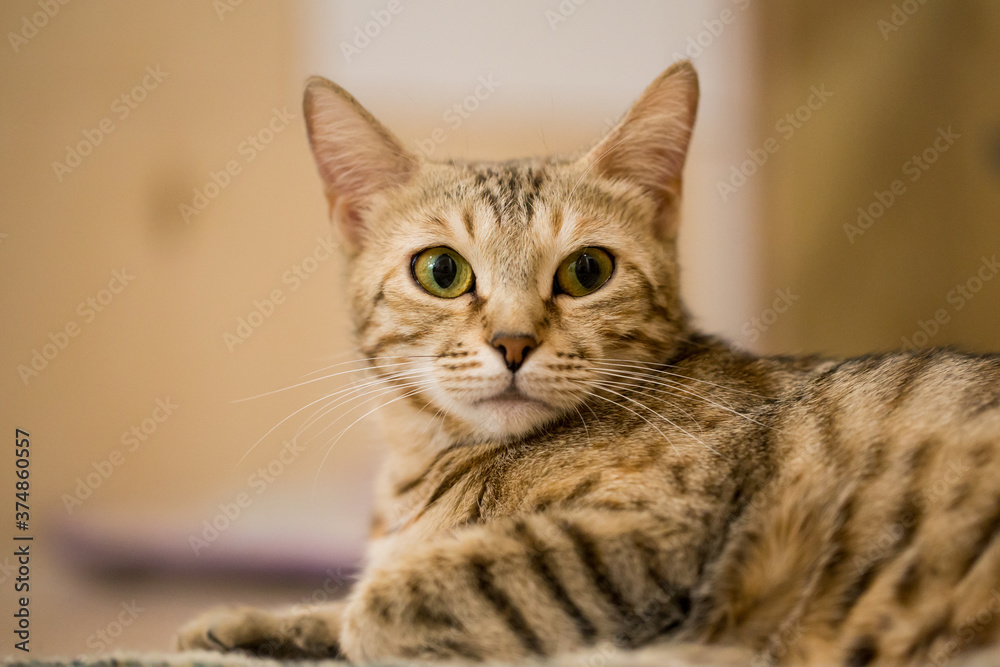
303,77 -> 419,251
582,61 -> 699,238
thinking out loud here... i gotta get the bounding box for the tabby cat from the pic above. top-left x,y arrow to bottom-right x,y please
177,62 -> 1000,666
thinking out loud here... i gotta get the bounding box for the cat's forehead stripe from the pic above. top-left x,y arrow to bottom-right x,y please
549,206 -> 563,237
466,162 -> 548,230
462,207 -> 475,240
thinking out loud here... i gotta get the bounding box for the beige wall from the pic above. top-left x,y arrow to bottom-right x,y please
1,1 -> 364,519
757,1 -> 1000,356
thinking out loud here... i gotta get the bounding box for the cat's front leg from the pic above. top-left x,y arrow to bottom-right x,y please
340,509 -> 697,662
176,601 -> 345,659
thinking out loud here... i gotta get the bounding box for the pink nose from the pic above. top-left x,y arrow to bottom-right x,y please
490,334 -> 538,372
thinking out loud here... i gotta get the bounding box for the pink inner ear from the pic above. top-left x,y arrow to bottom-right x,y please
586,63 -> 698,200
304,79 -> 418,247
328,195 -> 366,250
309,109 -> 408,201
305,83 -> 416,198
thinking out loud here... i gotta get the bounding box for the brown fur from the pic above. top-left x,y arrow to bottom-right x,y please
178,63 -> 1000,665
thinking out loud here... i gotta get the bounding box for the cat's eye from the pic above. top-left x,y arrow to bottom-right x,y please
555,247 -> 614,297
412,247 -> 475,298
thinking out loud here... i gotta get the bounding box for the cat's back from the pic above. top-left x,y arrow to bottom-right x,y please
698,347 -> 1000,665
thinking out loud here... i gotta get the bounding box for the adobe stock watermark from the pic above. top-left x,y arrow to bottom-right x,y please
738,288 -> 800,347
752,621 -> 804,667
0,557 -> 17,585
213,0 -> 243,21
62,397 -> 178,514
413,75 -> 501,158
289,567 -> 351,616
340,0 -> 403,63
843,126 -> 959,243
79,600 -> 145,659
877,0 -> 932,40
224,233 -> 337,352
7,0 -> 71,54
851,455 -> 970,577
17,268 -> 135,386
188,438 -> 306,555
716,84 -> 833,202
545,0 -> 588,31
572,590 -> 693,667
928,588 -> 1000,666
670,0 -> 751,61
900,254 -> 999,351
180,106 -> 294,223
51,65 -> 169,182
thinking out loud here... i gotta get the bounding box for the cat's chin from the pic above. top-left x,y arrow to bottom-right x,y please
455,391 -> 565,442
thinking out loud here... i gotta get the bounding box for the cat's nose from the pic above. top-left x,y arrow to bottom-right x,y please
490,333 -> 538,372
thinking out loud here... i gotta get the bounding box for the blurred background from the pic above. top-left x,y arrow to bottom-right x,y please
1,0 -> 998,657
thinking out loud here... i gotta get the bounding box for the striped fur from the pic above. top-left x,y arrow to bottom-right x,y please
178,63 -> 1000,665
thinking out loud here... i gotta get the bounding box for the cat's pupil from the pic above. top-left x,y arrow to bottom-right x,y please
575,254 -> 601,289
432,254 -> 458,288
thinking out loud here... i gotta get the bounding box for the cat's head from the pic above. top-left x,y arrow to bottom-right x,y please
303,62 -> 699,443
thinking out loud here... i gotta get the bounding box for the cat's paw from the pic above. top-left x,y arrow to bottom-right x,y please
339,592 -> 408,662
176,605 -> 342,659
338,569 -> 482,662
176,606 -> 271,653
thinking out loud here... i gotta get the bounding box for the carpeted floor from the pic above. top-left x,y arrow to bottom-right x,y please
3,644 -> 752,667
9,643 -> 1000,667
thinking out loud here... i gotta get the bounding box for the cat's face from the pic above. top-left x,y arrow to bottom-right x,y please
304,63 -> 699,443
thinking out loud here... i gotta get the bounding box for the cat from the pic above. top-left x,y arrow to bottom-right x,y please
177,61 -> 1000,666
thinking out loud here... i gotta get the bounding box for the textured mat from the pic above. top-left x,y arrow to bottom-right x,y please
7,643 -> 1000,667
1,644 -> 752,667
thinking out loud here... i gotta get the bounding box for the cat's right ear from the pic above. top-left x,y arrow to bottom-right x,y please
581,61 -> 699,239
303,77 -> 418,251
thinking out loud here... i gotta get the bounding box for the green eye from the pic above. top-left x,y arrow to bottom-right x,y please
412,247 -> 474,298
555,247 -> 614,297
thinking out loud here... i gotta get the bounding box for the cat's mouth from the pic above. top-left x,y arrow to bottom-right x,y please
458,381 -> 567,440
476,385 -> 542,406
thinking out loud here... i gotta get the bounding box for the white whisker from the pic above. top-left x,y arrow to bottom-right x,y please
299,378 -> 435,447
595,383 -> 722,457
573,405 -> 592,448
293,369 -> 432,438
296,349 -> 362,376
589,358 -> 768,399
592,362 -> 741,410
423,403 -> 447,437
406,386 -> 443,431
590,368 -> 765,427
233,367 -> 429,467
573,385 -> 678,455
312,387 -> 430,494
233,359 -> 425,403
591,378 -> 703,431
298,354 -> 441,379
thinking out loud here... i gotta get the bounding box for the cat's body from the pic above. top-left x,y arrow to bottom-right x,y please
178,63 -> 1000,665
